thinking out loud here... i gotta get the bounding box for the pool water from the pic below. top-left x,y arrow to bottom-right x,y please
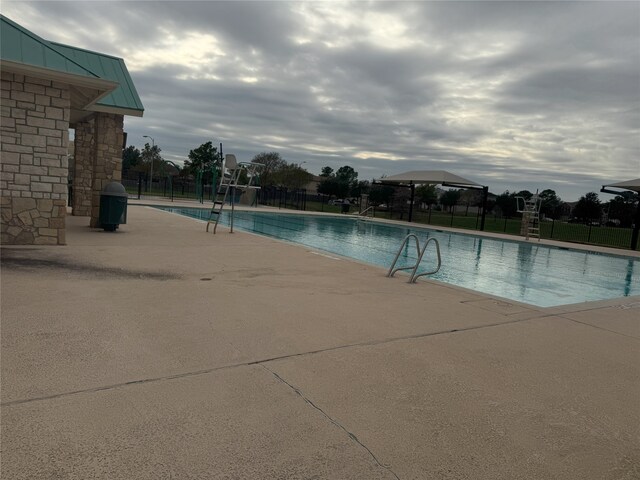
160,208 -> 640,308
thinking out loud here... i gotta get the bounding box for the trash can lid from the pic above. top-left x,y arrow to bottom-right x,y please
101,181 -> 128,197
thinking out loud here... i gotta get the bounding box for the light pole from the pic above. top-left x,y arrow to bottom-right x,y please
143,135 -> 155,193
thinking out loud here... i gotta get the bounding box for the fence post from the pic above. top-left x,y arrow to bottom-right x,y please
504,217 -> 508,232
550,219 -> 555,238
587,223 -> 593,243
450,207 -> 454,227
137,173 -> 142,199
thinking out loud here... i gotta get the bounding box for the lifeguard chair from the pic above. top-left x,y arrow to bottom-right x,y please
516,190 -> 542,241
206,154 -> 263,234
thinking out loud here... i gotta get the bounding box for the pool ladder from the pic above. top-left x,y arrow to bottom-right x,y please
387,234 -> 442,283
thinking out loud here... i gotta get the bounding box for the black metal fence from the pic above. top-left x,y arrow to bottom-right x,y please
258,187 -> 308,210
122,173 -> 219,203
123,177 -> 638,251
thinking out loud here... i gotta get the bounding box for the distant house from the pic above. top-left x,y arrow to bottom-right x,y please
1,15 -> 143,244
303,174 -> 322,193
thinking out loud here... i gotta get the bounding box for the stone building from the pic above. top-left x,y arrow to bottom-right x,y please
1,15 -> 143,245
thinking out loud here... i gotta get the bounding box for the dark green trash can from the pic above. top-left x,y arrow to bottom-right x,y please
99,181 -> 128,231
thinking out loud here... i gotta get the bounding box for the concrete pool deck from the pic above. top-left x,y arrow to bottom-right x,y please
1,203 -> 639,479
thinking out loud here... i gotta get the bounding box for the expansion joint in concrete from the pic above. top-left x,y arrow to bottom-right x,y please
261,364 -> 401,480
1,317 -> 535,408
558,315 -> 640,340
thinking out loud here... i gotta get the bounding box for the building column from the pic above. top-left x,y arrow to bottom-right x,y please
90,113 -> 124,228
1,72 -> 70,245
72,117 -> 95,216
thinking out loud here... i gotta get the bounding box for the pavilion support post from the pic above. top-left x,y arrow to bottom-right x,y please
480,186 -> 488,231
72,117 -> 95,217
408,183 -> 415,222
631,204 -> 640,250
89,113 -> 124,228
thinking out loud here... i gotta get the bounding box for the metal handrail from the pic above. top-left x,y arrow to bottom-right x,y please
410,237 -> 441,283
358,206 -> 374,217
387,234 -> 421,277
387,234 -> 442,283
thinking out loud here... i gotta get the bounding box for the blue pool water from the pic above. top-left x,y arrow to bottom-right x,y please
161,208 -> 640,308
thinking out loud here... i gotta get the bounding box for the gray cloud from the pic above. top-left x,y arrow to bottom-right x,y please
3,1 -> 639,200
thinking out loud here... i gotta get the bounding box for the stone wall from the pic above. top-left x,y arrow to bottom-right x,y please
72,118 -> 94,216
1,72 -> 70,245
89,113 -> 123,228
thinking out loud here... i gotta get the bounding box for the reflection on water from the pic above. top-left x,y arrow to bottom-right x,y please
625,260 -> 635,297
163,208 -> 640,307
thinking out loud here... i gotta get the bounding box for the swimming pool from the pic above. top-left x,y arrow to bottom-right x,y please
160,207 -> 640,308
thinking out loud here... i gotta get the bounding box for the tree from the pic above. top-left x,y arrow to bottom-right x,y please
440,189 -> 461,212
335,165 -> 359,196
317,176 -> 349,198
252,152 -> 287,186
416,184 -> 438,209
140,142 -> 163,179
391,187 -> 412,219
458,189 -> 482,215
495,191 -> 518,218
572,192 -> 602,223
320,166 -> 334,178
122,145 -> 141,175
335,165 -> 358,185
184,141 -> 219,176
352,180 -> 370,197
605,192 -> 638,227
515,190 -> 533,201
539,189 -> 562,219
368,184 -> 394,206
271,164 -> 313,189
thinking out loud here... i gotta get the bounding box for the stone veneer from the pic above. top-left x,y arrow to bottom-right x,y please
1,72 -> 70,245
89,113 -> 123,228
72,118 -> 94,216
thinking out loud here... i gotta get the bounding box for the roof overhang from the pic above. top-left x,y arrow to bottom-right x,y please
374,170 -> 486,190
601,178 -> 640,195
2,59 -> 121,124
89,103 -> 144,118
1,59 -> 117,100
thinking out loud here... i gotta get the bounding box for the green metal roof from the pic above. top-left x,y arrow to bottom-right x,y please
0,15 -> 143,115
51,42 -> 144,114
0,15 -> 98,79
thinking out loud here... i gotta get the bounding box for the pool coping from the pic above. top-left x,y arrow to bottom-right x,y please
147,201 -> 640,313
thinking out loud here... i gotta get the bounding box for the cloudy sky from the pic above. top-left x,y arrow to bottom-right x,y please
4,1 -> 639,200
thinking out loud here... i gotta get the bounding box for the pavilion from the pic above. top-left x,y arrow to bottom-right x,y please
601,178 -> 640,250
374,170 -> 489,230
0,15 -> 143,245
